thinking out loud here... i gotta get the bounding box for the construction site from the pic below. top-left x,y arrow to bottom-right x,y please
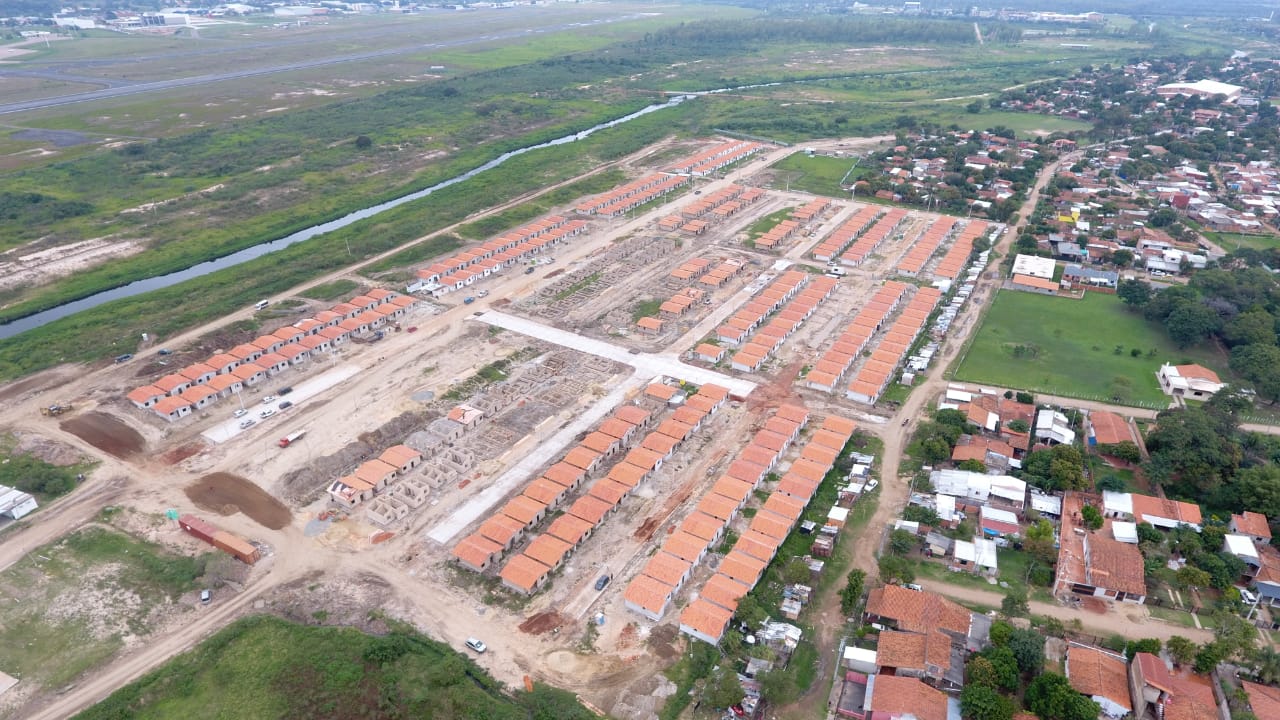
0,135 -> 1005,720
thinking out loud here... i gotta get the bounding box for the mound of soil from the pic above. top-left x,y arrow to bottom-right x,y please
60,411 -> 145,458
519,611 -> 565,635
185,472 -> 292,530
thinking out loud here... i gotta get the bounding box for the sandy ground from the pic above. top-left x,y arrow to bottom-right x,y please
2,137 -> 1205,720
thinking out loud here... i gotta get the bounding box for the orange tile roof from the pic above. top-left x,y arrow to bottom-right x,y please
569,495 -> 614,525
696,493 -> 738,522
712,476 -> 754,505
524,533 -> 573,568
685,394 -> 718,413
749,510 -> 792,541
614,405 -> 651,426
499,553 -> 550,593
643,551 -> 692,587
657,418 -> 694,441
1243,680 -> 1280,720
776,474 -> 820,501
753,429 -> 789,453
1090,410 -> 1135,446
774,403 -> 810,424
523,478 -> 567,506
1012,274 -> 1059,291
700,573 -> 751,612
763,493 -> 806,522
679,598 -> 733,642
1133,653 -> 1216,720
1233,511 -> 1272,540
876,629 -> 952,674
645,383 -> 678,401
354,459 -> 398,485
581,431 -> 618,454
588,478 -> 630,506
547,514 -> 593,546
809,429 -> 849,452
127,385 -> 165,403
1131,493 -> 1202,526
672,405 -> 708,426
452,533 -> 503,568
1174,363 -> 1221,383
598,417 -> 635,439
606,462 -> 648,489
1067,646 -> 1131,710
563,446 -> 602,471
868,675 -> 949,720
726,459 -> 768,484
734,530 -> 780,562
624,574 -> 675,615
719,550 -> 767,586
478,514 -> 525,546
821,415 -> 857,437
864,585 -> 972,636
801,443 -> 839,467
642,432 -> 680,455
663,531 -> 710,563
680,511 -> 725,542
544,462 -> 586,488
625,447 -> 664,471
789,458 -> 829,483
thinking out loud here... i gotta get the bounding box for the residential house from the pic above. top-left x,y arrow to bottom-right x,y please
499,553 -> 551,595
625,574 -> 675,621
1128,652 -> 1217,720
679,597 -> 734,645
451,533 -> 503,572
863,585 -> 989,651
1055,492 -> 1147,603
1230,512 -> 1272,546
1157,363 -> 1225,399
863,675 -> 953,720
1065,645 -> 1131,719
874,629 -> 964,690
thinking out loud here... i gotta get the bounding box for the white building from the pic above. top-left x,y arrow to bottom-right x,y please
1157,363 -> 1225,399
1011,254 -> 1056,279
0,485 -> 38,520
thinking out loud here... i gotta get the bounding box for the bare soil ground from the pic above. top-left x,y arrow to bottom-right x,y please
185,472 -> 292,530
60,411 -> 145,458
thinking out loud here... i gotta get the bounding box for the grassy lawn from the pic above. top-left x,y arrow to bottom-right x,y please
297,279 -> 359,302
908,548 -> 1053,604
76,615 -> 595,720
953,290 -> 1226,408
925,110 -> 1093,136
769,153 -> 871,197
1204,231 -> 1280,252
1148,605 -> 1200,629
0,524 -> 208,693
747,207 -> 797,239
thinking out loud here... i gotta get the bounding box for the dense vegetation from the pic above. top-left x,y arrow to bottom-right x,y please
75,615 -> 596,720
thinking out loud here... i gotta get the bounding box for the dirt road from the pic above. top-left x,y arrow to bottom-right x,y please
915,580 -> 1213,644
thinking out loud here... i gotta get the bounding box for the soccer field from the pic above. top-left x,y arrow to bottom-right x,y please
953,290 -> 1227,407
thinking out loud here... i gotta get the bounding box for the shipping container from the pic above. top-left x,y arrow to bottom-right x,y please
179,513 -> 219,545
211,530 -> 260,565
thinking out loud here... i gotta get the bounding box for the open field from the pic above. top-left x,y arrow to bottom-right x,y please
953,290 -> 1227,407
75,615 -> 595,720
1204,230 -> 1280,251
768,154 -> 870,197
0,522 -> 208,714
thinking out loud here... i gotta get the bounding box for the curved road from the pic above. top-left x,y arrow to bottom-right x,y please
0,12 -> 647,116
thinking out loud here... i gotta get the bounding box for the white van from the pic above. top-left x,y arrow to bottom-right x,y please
253,300 -> 270,311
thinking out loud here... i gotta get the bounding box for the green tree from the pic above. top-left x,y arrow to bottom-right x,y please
1176,565 -> 1212,591
903,506 -> 941,525
960,684 -> 1015,720
1111,248 -> 1133,267
783,557 -> 812,584
889,529 -> 918,556
703,665 -> 743,709
1080,504 -> 1103,531
1001,588 -> 1029,618
1117,278 -> 1152,306
1125,638 -> 1162,660
1008,628 -> 1045,675
989,620 -> 1013,647
840,569 -> 866,616
1026,673 -> 1100,720
878,555 -> 915,584
1194,640 -> 1231,673
1235,465 -> 1280,517
958,459 -> 987,473
1025,518 -> 1058,565
735,594 -> 768,628
1230,344 -> 1280,404
1166,636 -> 1198,667
1223,308 -> 1277,348
1214,612 -> 1259,657
978,646 -> 1021,691
1165,302 -> 1221,348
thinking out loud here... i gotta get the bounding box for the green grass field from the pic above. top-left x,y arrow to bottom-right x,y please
953,290 -> 1227,407
926,110 -> 1092,136
1205,231 -> 1280,252
75,615 -> 596,720
769,153 -> 870,197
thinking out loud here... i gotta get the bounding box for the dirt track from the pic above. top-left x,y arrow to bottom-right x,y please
186,472 -> 292,530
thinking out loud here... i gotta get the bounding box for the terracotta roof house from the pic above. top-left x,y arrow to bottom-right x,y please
763,493 -> 806,523
641,431 -> 680,458
544,462 -> 586,491
719,550 -> 767,587
547,513 -> 593,547
864,585 -> 986,650
1090,410 -> 1136,447
563,446 -> 603,474
478,514 -> 526,550
624,574 -> 675,621
699,572 -> 751,612
1065,645 -> 1131,718
875,629 -> 963,690
1157,363 -> 1225,399
569,495 -> 615,527
1130,493 -> 1202,531
1230,511 -> 1272,545
524,533 -> 573,571
645,383 -> 679,402
354,459 -> 398,489
696,493 -> 739,524
523,478 -> 569,508
679,511 -> 726,544
127,385 -> 166,409
588,478 -> 631,506
152,395 -> 192,422
1129,652 -> 1217,720
642,551 -> 693,591
749,509 -> 792,542
613,405 -> 651,428
1056,493 -> 1147,604
679,597 -> 734,644
153,373 -> 192,397
606,462 -> 648,490
500,495 -> 548,529
499,553 -> 551,595
663,530 -> 710,565
452,533 -> 503,572
733,529 -> 781,564
726,459 -> 768,486
625,447 -> 664,473
380,445 -> 423,474
597,417 -> 635,442
1242,680 -> 1280,720
178,384 -> 219,410
581,431 -> 620,456
684,393 -> 718,414
865,675 -> 951,720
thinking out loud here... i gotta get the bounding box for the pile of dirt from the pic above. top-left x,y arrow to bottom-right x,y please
270,571 -> 394,631
161,441 -> 206,465
519,611 -> 565,635
185,472 -> 292,530
278,410 -> 432,504
60,411 -> 145,458
646,624 -> 680,661
12,431 -> 85,466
